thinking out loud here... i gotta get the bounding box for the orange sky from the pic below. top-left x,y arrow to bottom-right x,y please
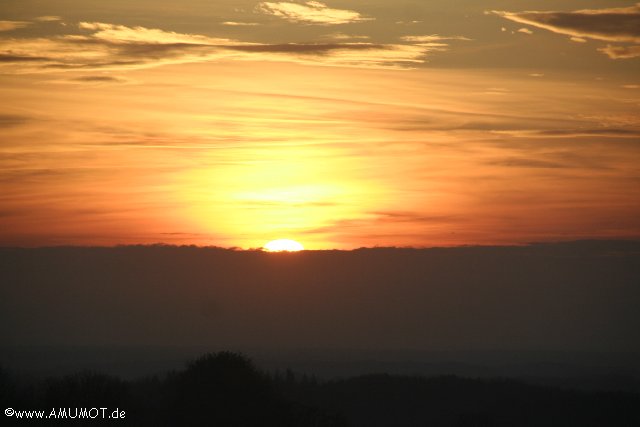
1,1 -> 639,249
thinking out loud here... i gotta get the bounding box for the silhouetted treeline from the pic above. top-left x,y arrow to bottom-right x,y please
2,352 -> 639,426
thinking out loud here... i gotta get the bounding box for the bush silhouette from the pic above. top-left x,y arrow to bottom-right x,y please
165,351 -> 291,426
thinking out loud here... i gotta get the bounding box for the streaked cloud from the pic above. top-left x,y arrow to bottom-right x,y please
517,28 -> 533,35
221,21 -> 260,26
0,22 -> 429,71
77,21 -> 232,45
400,34 -> 471,53
401,35 -> 471,43
35,16 -> 62,22
322,32 -> 369,41
256,1 -> 372,25
69,75 -> 126,83
493,128 -> 640,139
490,4 -> 640,43
598,44 -> 640,59
0,114 -> 31,128
0,21 -> 31,32
490,3 -> 640,59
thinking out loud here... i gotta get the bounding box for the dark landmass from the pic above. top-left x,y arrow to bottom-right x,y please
1,241 -> 639,424
2,351 -> 639,426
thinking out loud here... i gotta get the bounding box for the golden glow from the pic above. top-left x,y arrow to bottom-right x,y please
264,239 -> 304,252
0,61 -> 638,249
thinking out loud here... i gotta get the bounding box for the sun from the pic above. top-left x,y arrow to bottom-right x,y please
263,239 -> 304,252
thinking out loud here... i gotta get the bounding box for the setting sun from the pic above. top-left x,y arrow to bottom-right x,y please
263,239 -> 305,252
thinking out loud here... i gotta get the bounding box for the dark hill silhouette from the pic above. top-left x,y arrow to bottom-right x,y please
1,241 -> 640,425
1,352 -> 639,427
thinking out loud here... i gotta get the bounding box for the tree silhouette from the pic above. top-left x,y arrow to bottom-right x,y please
165,351 -> 293,426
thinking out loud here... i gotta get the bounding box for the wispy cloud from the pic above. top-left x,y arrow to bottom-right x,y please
598,44 -> 640,59
256,1 -> 372,25
401,35 -> 472,43
493,128 -> 640,139
490,3 -> 640,59
490,4 -> 640,43
35,16 -> 62,22
76,22 -> 232,45
400,34 -> 471,53
221,21 -> 260,26
0,22 -> 429,72
0,21 -> 31,32
0,114 -> 31,128
321,32 -> 369,41
69,75 -> 126,83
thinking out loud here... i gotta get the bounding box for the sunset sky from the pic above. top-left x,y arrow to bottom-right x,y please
1,0 -> 639,249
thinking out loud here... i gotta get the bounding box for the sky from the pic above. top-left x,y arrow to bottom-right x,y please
1,0 -> 639,249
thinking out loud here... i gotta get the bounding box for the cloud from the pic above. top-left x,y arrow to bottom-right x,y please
221,21 -> 260,26
490,4 -> 640,43
0,21 -> 31,32
494,128 -> 640,139
70,75 -> 126,83
0,22 -> 429,72
401,35 -> 472,43
369,211 -> 462,225
35,16 -> 62,22
0,114 -> 30,128
517,28 -> 533,35
489,158 -> 567,169
225,42 -> 382,53
77,22 -> 232,45
490,3 -> 640,59
598,44 -> 640,59
399,35 -> 471,53
489,149 -> 619,170
256,1 -> 372,25
0,53 -> 49,62
322,32 -> 369,41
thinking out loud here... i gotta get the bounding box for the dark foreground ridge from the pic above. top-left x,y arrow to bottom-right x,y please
1,351 -> 639,427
